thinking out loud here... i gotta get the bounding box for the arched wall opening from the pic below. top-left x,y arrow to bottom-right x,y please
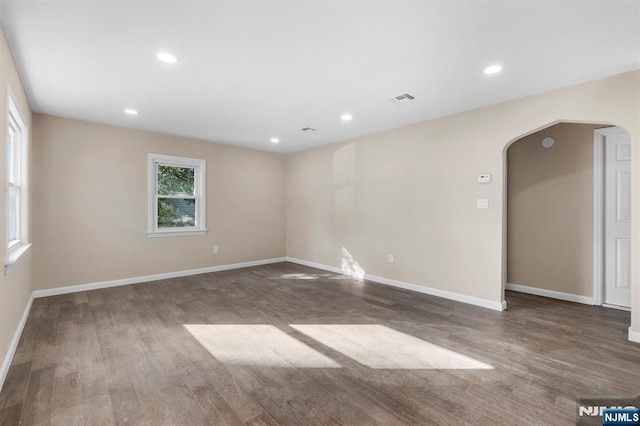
501,120 -> 634,328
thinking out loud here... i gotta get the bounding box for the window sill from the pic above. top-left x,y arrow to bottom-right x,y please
5,243 -> 32,275
147,229 -> 207,238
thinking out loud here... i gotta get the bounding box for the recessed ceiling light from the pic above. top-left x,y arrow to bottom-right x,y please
270,138 -> 279,143
484,64 -> 503,75
341,114 -> 352,121
157,52 -> 178,63
124,108 -> 138,115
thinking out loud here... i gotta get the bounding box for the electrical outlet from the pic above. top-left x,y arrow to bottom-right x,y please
213,245 -> 219,254
388,254 -> 395,264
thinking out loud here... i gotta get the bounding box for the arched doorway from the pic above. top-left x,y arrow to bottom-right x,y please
502,122 -> 633,316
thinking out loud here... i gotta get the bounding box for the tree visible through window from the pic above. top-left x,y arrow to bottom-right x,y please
157,166 -> 196,228
148,154 -> 206,237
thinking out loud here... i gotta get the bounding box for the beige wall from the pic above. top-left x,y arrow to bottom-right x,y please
0,28 -> 33,375
286,71 -> 639,328
1,32 -> 639,384
32,115 -> 286,290
507,123 -> 603,296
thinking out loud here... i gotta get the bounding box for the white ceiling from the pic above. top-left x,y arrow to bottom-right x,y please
0,0 -> 638,153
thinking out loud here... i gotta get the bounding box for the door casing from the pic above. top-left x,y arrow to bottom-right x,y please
593,126 -> 632,310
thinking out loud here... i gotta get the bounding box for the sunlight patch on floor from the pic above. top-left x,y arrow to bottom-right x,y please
290,324 -> 493,370
278,273 -> 333,280
184,324 -> 341,368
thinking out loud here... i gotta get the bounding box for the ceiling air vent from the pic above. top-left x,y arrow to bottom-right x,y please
300,127 -> 317,132
390,93 -> 416,103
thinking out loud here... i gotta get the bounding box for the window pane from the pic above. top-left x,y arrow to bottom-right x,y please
7,127 -> 19,185
7,130 -> 14,183
8,186 -> 19,242
157,166 -> 195,196
158,198 -> 196,228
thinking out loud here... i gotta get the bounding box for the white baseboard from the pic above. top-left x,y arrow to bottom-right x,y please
506,282 -> 594,305
629,328 -> 640,344
0,293 -> 34,393
33,257 -> 287,298
283,257 -> 346,275
286,257 -> 506,312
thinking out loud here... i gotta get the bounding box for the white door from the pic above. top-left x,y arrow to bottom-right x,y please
604,127 -> 632,308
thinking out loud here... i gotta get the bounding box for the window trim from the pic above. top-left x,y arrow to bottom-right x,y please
5,86 -> 31,274
147,153 -> 207,238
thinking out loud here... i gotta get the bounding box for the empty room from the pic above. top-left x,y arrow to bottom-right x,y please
0,0 -> 639,425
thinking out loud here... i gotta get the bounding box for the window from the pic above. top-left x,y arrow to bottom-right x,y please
148,153 -> 206,237
5,89 -> 30,272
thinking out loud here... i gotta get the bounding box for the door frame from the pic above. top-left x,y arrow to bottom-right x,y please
593,126 -> 631,309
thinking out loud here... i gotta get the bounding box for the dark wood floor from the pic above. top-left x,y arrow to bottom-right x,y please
0,262 -> 638,425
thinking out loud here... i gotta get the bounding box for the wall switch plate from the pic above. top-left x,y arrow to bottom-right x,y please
478,173 -> 491,183
213,245 -> 219,254
477,199 -> 489,209
388,254 -> 395,264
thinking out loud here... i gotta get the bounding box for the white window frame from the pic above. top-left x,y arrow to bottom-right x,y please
5,87 -> 31,273
148,153 -> 207,238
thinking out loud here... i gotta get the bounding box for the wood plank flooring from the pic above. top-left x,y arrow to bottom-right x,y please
0,262 -> 638,425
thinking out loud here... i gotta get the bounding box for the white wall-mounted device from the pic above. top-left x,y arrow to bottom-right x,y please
477,173 -> 491,183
